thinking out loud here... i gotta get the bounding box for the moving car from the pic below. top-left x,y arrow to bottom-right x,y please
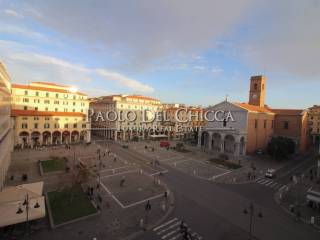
265,169 -> 276,178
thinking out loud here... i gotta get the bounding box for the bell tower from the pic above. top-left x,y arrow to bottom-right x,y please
248,75 -> 266,107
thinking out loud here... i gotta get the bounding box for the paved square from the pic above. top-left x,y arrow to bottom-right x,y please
100,171 -> 166,208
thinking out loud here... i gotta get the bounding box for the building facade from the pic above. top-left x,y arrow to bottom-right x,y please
308,105 -> 320,145
0,62 -> 13,189
162,103 -> 205,140
198,75 -> 308,156
90,95 -> 162,140
270,109 -> 308,153
11,82 -> 90,147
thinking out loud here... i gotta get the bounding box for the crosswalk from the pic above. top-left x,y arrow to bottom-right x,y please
255,178 -> 286,191
153,218 -> 203,240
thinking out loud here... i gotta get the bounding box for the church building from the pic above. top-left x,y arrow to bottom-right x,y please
198,76 -> 308,156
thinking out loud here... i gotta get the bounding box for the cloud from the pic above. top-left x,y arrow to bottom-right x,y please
211,66 -> 223,74
238,0 -> 320,79
14,0 -> 255,64
0,23 -> 48,42
0,40 -> 154,93
193,65 -> 206,71
96,68 -> 154,93
4,9 -> 24,18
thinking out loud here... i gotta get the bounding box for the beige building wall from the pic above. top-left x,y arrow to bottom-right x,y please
308,105 -> 320,144
0,62 -> 13,189
11,82 -> 90,147
246,112 -> 274,154
90,95 -> 162,140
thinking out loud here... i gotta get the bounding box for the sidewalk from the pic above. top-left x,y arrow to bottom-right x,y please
4,143 -> 174,240
184,143 -> 285,184
275,167 -> 320,229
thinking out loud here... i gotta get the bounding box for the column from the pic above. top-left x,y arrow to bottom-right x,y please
87,130 -> 91,143
220,134 -> 225,153
208,132 -> 213,151
197,130 -> 202,148
114,131 -> 118,141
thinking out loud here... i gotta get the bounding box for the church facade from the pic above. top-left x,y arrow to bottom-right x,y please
198,75 -> 308,156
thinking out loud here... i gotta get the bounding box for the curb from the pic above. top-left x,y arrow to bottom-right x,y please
273,190 -> 320,230
122,184 -> 175,240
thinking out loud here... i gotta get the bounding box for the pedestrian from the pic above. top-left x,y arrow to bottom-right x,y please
164,191 -> 168,199
120,176 -> 125,187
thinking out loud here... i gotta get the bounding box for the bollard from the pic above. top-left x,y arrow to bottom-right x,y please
158,179 -> 161,185
193,170 -> 196,175
279,193 -> 282,200
162,202 -> 166,212
140,218 -> 144,229
140,169 -> 143,174
174,162 -> 177,167
113,169 -> 115,174
311,216 -> 315,225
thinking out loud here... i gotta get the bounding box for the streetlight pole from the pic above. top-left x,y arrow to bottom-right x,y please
243,202 -> 263,240
16,194 -> 41,239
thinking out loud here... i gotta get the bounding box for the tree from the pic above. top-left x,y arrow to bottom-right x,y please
267,136 -> 295,160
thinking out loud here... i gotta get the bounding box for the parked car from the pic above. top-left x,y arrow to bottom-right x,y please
265,169 -> 276,178
306,187 -> 320,208
256,149 -> 264,155
160,141 -> 170,148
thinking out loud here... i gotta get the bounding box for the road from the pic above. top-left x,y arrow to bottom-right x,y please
97,141 -> 320,240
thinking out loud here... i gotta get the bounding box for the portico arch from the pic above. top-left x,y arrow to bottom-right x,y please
212,133 -> 222,151
62,131 -> 70,144
31,131 -> 41,147
201,131 -> 209,148
42,131 -> 51,145
240,137 -> 245,155
52,131 -> 61,144
224,134 -> 235,154
19,131 -> 29,147
71,131 -> 79,143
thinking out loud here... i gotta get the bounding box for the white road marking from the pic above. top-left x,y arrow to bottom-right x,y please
259,179 -> 271,185
153,218 -> 178,231
270,182 -> 278,188
257,178 -> 266,184
157,221 -> 181,235
168,233 -> 182,240
209,170 -> 231,180
161,229 -> 180,239
265,180 -> 274,186
100,169 -> 138,179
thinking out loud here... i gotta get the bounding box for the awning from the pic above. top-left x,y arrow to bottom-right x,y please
0,182 -> 46,227
307,194 -> 320,204
150,134 -> 168,138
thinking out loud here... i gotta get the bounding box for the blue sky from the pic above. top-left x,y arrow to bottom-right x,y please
0,0 -> 319,108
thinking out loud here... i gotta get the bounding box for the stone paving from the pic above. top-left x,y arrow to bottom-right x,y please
100,171 -> 166,207
4,143 -> 172,240
276,165 -> 320,228
126,140 -> 232,180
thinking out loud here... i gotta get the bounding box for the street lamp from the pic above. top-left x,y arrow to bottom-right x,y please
243,202 -> 263,240
16,194 -> 41,239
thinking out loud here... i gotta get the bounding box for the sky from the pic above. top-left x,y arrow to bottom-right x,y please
0,0 -> 319,108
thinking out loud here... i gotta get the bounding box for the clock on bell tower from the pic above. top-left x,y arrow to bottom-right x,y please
248,75 -> 266,107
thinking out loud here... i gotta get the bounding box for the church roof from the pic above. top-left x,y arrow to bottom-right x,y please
268,108 -> 305,116
234,102 -> 274,114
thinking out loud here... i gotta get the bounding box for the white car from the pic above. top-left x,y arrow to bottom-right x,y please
265,169 -> 276,178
